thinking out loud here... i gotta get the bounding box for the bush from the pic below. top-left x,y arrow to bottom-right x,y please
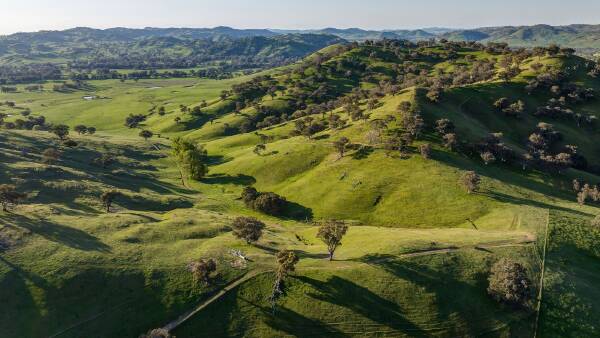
241,187 -> 286,216
253,192 -> 286,215
231,216 -> 265,243
591,215 -> 600,228
487,258 -> 532,308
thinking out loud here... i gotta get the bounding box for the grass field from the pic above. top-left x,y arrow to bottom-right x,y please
1,45 -> 600,337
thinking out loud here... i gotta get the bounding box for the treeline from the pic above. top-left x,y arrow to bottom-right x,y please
0,63 -> 62,84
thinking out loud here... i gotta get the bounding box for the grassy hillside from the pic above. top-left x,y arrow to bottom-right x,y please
2,40 -> 600,337
443,24 -> 600,54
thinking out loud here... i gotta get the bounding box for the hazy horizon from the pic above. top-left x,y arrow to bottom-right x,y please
2,0 -> 600,35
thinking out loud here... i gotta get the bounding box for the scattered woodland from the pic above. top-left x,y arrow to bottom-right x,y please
1,33 -> 600,338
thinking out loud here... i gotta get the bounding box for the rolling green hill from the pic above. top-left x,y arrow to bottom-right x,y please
443,24 -> 600,54
1,39 -> 600,337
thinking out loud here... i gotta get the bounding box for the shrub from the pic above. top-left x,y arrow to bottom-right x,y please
460,171 -> 480,193
231,217 -> 265,244
241,187 -> 286,216
487,258 -> 532,308
419,143 -> 431,159
591,215 -> 600,228
0,184 -> 26,212
187,258 -> 217,285
253,192 -> 286,215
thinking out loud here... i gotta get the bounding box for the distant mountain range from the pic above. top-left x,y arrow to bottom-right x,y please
441,24 -> 600,52
3,24 -> 600,50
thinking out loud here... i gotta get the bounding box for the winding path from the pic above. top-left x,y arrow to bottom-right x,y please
161,269 -> 270,332
160,239 -> 535,334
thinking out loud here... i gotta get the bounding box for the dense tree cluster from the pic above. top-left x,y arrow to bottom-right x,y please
241,187 -> 287,216
172,138 -> 208,181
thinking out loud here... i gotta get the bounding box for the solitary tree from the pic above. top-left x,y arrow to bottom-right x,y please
41,148 -> 61,165
231,216 -> 265,244
86,127 -> 96,135
0,184 -> 26,212
317,220 -> 349,261
188,258 -> 217,285
460,171 -> 481,194
253,144 -> 266,156
276,249 -> 299,281
419,143 -> 432,159
172,138 -> 208,181
139,130 -> 153,141
51,124 -> 69,140
487,258 -> 532,308
443,133 -> 458,150
270,249 -> 300,306
333,137 -> 350,158
74,125 -> 88,135
100,190 -> 121,213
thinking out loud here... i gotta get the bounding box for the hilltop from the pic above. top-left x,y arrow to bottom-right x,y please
1,39 -> 600,337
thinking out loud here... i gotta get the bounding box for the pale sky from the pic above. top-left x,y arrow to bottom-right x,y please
1,0 -> 600,35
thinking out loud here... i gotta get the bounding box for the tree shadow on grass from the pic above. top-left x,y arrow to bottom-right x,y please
263,305 -> 350,337
481,190 -> 593,217
432,148 -> 582,209
281,201 -> 313,222
351,145 -> 374,160
201,174 -> 256,186
358,254 -> 534,336
0,263 -> 44,338
0,214 -> 111,252
118,194 -> 193,212
296,275 -> 427,336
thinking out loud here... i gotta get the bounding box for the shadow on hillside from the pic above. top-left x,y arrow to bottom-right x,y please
263,305 -> 350,337
0,262 -> 184,338
293,250 -> 330,260
296,275 -> 427,335
118,194 -> 193,212
206,154 -> 231,166
0,262 -> 44,337
0,214 -> 110,252
358,254 -> 534,336
201,174 -> 256,186
282,201 -> 313,221
1,132 -> 196,197
351,145 -> 374,160
431,149 -> 581,210
481,191 -> 592,217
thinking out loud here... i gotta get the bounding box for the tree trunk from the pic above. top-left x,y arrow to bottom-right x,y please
328,251 -> 333,261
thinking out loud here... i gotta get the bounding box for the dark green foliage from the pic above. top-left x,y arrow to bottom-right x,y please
487,258 -> 532,308
333,137 -> 350,157
100,190 -> 121,213
187,258 -> 217,285
231,216 -> 265,244
172,138 -> 208,180
317,220 -> 349,260
139,130 -> 154,140
51,124 -> 69,140
0,184 -> 26,212
241,187 -> 286,216
125,114 -> 147,128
